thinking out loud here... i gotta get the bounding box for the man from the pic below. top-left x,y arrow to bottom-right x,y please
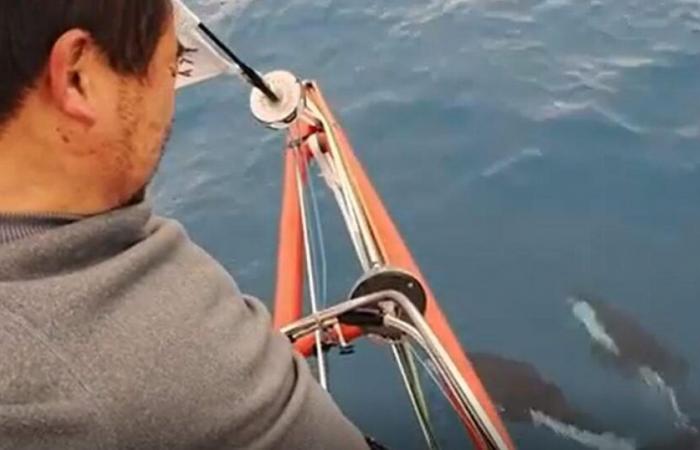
0,1 -> 369,449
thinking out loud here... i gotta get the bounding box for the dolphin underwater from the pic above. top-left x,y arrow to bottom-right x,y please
568,295 -> 690,385
471,352 -> 636,449
569,295 -> 696,433
471,352 -> 589,426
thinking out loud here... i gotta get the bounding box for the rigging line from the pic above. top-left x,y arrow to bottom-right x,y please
329,180 -> 370,270
384,317 -> 508,450
292,105 -> 323,296
408,343 -> 453,408
306,119 -> 370,268
402,342 -> 439,436
336,177 -> 372,271
306,159 -> 328,305
300,160 -> 322,309
305,99 -> 383,267
330,180 -> 371,270
393,342 -> 442,450
304,98 -> 443,446
293,146 -> 328,390
407,340 -> 467,441
307,131 -> 371,270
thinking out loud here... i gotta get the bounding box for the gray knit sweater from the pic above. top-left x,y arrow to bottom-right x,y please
0,201 -> 368,450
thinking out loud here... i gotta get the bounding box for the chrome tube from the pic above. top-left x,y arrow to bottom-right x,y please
281,290 -> 509,450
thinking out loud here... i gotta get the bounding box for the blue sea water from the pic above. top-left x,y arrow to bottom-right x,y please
153,0 -> 700,448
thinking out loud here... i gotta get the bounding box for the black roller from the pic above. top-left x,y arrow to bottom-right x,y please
341,267 -> 427,327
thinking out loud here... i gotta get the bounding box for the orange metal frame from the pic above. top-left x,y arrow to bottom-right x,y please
273,83 -> 514,450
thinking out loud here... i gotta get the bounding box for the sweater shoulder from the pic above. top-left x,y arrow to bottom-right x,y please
0,308 -> 114,450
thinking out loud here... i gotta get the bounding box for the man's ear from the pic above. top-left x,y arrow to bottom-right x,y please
47,29 -> 98,126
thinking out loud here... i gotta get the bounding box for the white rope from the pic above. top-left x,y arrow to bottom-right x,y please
294,151 -> 328,390
307,135 -> 371,270
306,161 -> 329,305
393,343 -> 441,450
305,99 -> 383,268
301,98 -> 448,448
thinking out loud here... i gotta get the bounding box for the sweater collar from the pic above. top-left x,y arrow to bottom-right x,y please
0,200 -> 153,281
0,212 -> 82,245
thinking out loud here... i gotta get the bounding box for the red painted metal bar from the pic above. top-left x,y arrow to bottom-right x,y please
272,82 -> 514,449
272,147 -> 305,329
303,83 -> 515,450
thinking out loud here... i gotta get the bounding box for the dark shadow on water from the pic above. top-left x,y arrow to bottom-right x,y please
471,352 -> 604,434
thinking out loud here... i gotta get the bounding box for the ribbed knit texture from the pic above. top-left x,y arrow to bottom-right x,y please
0,212 -> 81,245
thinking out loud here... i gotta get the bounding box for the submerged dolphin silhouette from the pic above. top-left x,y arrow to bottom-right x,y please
568,295 -> 690,385
470,353 -> 638,449
569,295 -> 697,434
470,352 -> 598,430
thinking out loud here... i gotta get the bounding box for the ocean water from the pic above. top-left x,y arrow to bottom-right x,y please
153,0 -> 700,448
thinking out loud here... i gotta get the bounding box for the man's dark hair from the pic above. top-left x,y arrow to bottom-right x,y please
0,0 -> 172,126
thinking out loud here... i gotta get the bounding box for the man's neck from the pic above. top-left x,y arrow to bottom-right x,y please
0,121 -> 115,216
0,160 -> 112,215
